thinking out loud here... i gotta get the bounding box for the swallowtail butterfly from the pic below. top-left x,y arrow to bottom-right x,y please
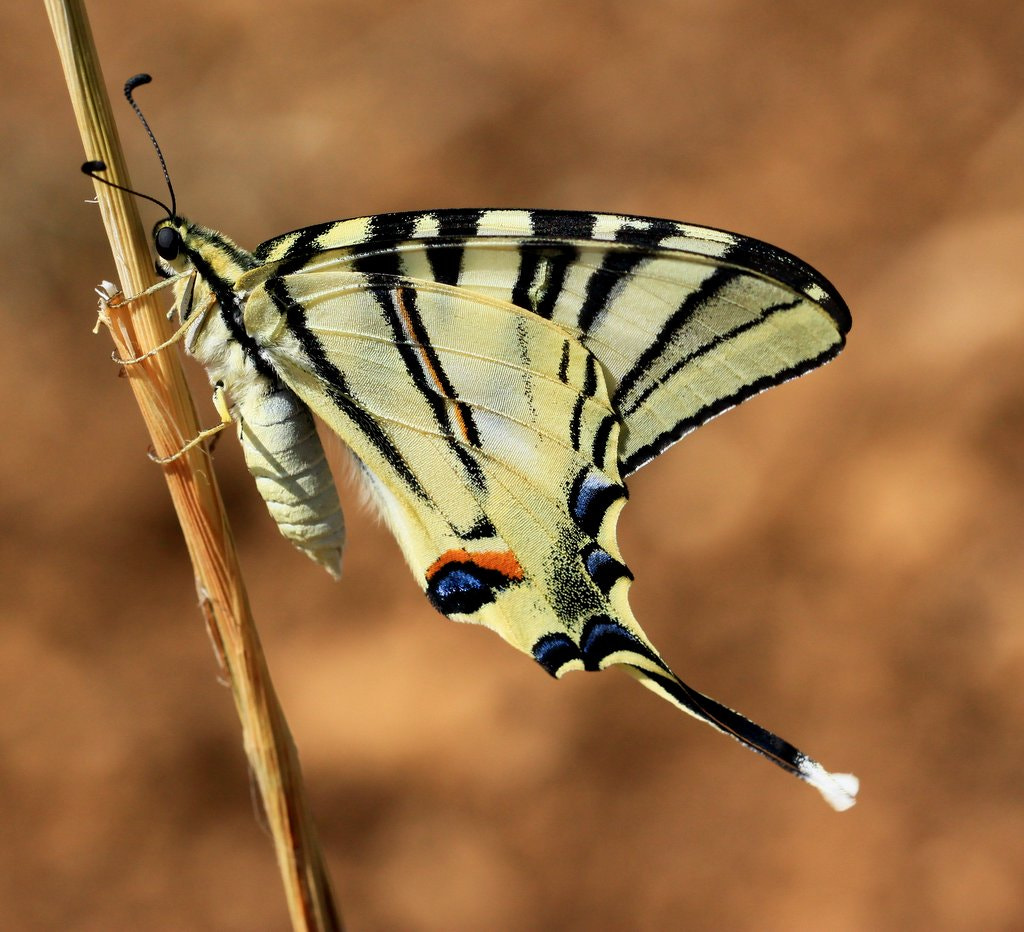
87,75 -> 858,810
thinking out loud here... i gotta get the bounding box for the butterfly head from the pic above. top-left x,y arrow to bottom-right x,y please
152,217 -> 186,267
150,216 -> 205,278
150,215 -> 256,286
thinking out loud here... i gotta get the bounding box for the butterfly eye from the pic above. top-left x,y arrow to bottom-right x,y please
155,225 -> 181,261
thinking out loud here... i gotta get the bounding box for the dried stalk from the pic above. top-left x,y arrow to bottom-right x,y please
45,2 -> 341,928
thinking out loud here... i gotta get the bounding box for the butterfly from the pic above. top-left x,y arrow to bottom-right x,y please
88,74 -> 858,810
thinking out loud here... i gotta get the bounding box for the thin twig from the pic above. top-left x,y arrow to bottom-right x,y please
45,2 -> 342,928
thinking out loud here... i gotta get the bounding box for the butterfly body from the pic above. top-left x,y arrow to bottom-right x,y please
169,221 -> 347,576
152,207 -> 857,809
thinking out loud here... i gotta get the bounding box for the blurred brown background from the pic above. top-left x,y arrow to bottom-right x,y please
4,1 -> 1023,929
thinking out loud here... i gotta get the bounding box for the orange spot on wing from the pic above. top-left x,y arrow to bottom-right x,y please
426,548 -> 524,582
473,549 -> 525,580
394,289 -> 472,444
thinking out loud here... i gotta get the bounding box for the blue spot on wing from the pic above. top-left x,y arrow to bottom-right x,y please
532,633 -> 582,677
583,547 -> 613,575
581,543 -> 633,594
580,616 -> 663,671
569,470 -> 626,538
429,567 -> 495,615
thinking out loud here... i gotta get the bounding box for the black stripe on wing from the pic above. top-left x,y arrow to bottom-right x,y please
619,297 -> 803,420
620,340 -> 845,476
253,219 -> 338,264
350,215 -> 417,278
360,274 -> 487,490
263,275 -> 427,498
557,341 -> 571,382
395,283 -> 483,450
426,209 -> 485,286
518,212 -> 595,319
568,354 -> 599,452
591,413 -> 617,470
575,218 -> 678,332
725,236 -> 852,335
614,266 -> 740,405
510,244 -> 580,319
528,210 -> 600,239
187,247 -> 276,383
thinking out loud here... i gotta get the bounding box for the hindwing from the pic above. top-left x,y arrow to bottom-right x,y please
235,257 -> 857,809
242,268 -> 637,661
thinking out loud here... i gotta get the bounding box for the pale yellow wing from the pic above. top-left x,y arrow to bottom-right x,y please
238,266 -> 857,810
254,209 -> 851,476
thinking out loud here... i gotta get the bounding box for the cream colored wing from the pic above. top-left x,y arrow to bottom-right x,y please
253,209 -> 851,476
238,267 -> 857,810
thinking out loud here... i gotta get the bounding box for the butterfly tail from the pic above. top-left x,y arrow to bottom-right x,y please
622,663 -> 859,811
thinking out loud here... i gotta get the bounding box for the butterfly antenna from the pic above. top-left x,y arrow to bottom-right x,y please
81,160 -> 174,216
123,73 -> 177,217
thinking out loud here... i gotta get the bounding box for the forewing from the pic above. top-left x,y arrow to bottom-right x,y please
254,209 -> 851,475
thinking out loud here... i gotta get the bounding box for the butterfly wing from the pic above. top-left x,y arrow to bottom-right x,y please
254,209 -> 851,475
239,265 -> 857,809
242,268 -> 630,657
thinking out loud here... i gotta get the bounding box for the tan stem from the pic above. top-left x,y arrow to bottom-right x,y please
44,2 -> 342,928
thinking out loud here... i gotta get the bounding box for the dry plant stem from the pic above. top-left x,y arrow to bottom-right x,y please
45,2 -> 342,929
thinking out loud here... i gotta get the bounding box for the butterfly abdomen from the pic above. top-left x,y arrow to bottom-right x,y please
234,384 -> 346,578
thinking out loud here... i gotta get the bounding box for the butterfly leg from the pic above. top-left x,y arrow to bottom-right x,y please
148,381 -> 233,464
93,272 -> 186,333
95,271 -> 216,364
101,271 -> 211,364
110,293 -> 216,364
